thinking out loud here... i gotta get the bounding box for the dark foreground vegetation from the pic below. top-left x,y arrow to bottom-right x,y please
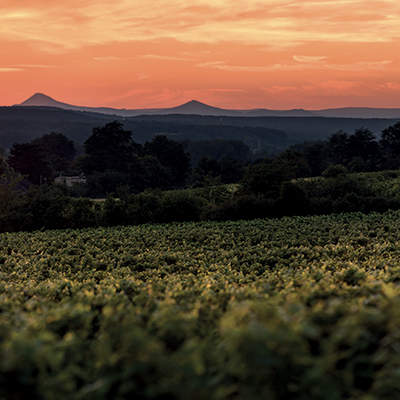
4,168 -> 400,233
2,120 -> 400,232
2,212 -> 400,399
3,119 -> 400,399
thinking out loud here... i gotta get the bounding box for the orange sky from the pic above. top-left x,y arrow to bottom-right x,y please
1,0 -> 400,109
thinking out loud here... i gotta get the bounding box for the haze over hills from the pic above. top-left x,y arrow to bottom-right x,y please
1,104 -> 398,154
20,93 -> 315,117
19,93 -> 400,119
1,92 -> 398,156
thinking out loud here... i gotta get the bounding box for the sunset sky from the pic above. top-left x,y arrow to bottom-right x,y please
1,0 -> 400,109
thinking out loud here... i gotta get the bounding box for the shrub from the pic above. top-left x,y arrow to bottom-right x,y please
322,164 -> 348,178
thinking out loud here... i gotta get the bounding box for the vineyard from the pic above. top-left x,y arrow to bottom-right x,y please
2,211 -> 400,399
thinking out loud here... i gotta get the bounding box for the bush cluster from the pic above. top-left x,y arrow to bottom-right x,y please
3,169 -> 400,233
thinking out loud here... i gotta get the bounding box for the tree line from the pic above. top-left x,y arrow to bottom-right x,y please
2,121 -> 400,232
4,121 -> 249,196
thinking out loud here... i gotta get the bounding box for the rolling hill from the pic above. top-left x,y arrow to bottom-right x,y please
1,106 -> 399,155
17,92 -> 400,119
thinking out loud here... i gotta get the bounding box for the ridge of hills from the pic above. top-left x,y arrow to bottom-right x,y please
19,93 -> 313,117
0,105 -> 398,153
19,92 -> 400,119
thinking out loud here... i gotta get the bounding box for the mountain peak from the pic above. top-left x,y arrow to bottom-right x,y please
178,99 -> 209,107
32,92 -> 49,98
186,99 -> 204,105
173,99 -> 223,113
20,92 -> 60,106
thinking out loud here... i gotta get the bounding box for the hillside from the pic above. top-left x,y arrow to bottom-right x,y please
0,107 -> 286,153
1,106 -> 398,152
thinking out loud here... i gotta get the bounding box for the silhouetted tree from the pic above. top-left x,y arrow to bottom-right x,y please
192,157 -> 221,187
275,150 -> 311,178
8,143 -> 51,184
380,122 -> 400,169
292,141 -> 329,176
144,135 -> 190,187
328,131 -> 350,165
32,132 -> 76,174
346,128 -> 380,171
241,159 -> 293,197
83,121 -> 141,174
219,158 -> 245,183
326,129 -> 380,171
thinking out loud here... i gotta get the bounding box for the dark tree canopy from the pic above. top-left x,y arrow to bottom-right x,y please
144,135 -> 190,187
32,132 -> 76,172
328,131 -> 350,165
7,132 -> 76,185
381,122 -> 400,151
8,143 -> 52,185
81,125 -> 191,195
185,139 -> 251,166
242,159 -> 293,197
83,121 -> 141,174
292,141 -> 329,176
347,128 -> 380,171
193,157 -> 245,186
380,122 -> 400,168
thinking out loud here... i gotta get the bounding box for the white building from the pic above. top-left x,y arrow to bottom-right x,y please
54,175 -> 87,187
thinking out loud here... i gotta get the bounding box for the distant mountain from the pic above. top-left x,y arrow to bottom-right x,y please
19,93 -> 135,116
164,99 -> 226,115
14,93 -> 317,118
160,100 -> 314,117
20,93 -> 309,117
313,108 -> 400,119
21,93 -> 71,108
18,93 -> 400,119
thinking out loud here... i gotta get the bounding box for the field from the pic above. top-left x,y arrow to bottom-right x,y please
2,212 -> 400,399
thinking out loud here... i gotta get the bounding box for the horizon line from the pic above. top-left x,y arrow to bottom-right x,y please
8,92 -> 400,111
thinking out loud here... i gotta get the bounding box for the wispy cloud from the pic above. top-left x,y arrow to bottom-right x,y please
15,64 -> 55,68
293,55 -> 327,63
198,59 -> 392,72
0,64 -> 55,71
93,56 -> 123,61
328,60 -> 392,71
0,67 -> 23,72
0,0 -> 399,50
380,82 -> 400,91
140,54 -> 192,62
207,88 -> 246,93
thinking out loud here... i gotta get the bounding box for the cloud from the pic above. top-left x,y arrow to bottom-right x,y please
93,56 -> 123,61
207,88 -> 246,93
140,54 -> 192,62
14,64 -> 55,68
327,60 -> 392,71
293,55 -> 327,63
0,67 -> 23,72
263,85 -> 298,94
0,64 -> 55,71
263,80 -> 364,97
0,0 -> 399,51
198,59 -> 392,72
379,82 -> 400,91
